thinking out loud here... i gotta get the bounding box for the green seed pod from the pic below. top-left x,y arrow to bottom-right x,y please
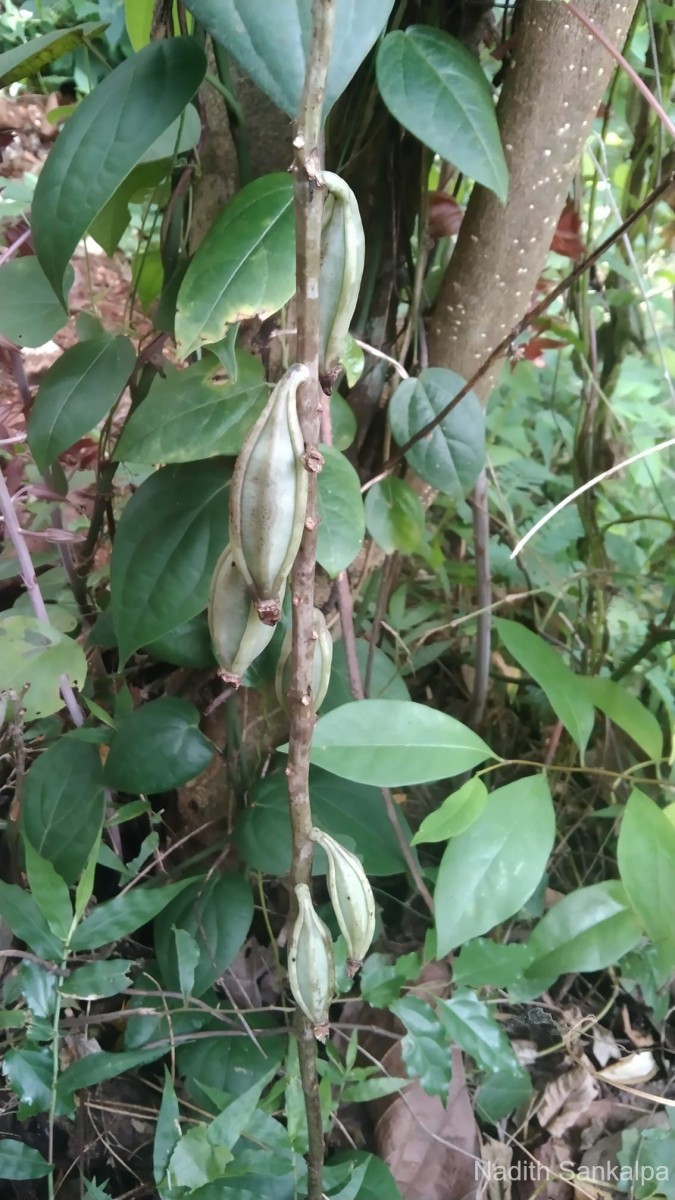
274,608 -> 333,711
310,828 -> 375,978
230,363 -> 309,625
207,544 -> 280,684
319,172 -> 365,380
288,883 -> 335,1041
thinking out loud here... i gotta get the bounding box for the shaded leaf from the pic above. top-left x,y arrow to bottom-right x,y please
57,1047 -> 166,1102
28,335 -> 135,471
23,841 -> 72,944
453,939 -> 532,988
145,611 -> 215,670
0,881 -> 60,959
104,697 -> 214,794
317,445 -> 365,576
155,874 -> 254,998
115,353 -> 268,464
0,615 -> 87,722
365,478 -> 425,555
0,1139 -> 52,1180
618,789 -> 675,984
22,736 -> 105,884
62,960 -> 135,999
181,0 -> 395,118
391,997 -> 451,1101
0,23 -> 106,86
306,699 -> 492,786
110,460 -> 230,663
585,676 -> 663,763
495,619 -> 595,754
322,639 -> 409,714
71,878 -> 197,952
388,368 -> 485,496
0,259 -> 72,347
434,775 -> 555,956
3,1047 -> 53,1117
376,26 -> 507,201
32,39 -> 207,302
475,1068 -> 533,1124
525,881 -> 642,979
176,174 -> 295,356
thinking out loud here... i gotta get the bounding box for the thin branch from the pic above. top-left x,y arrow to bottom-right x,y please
361,173 -> 674,493
467,468 -> 491,728
288,5 -> 336,1199
0,463 -> 84,727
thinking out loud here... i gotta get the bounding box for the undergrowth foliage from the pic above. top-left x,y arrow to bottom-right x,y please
0,2 -> 674,1197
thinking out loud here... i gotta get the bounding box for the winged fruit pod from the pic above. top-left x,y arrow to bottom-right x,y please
207,544 -> 280,685
229,362 -> 309,625
310,827 -> 376,978
274,607 -> 333,711
319,171 -> 365,381
288,883 -> 335,1042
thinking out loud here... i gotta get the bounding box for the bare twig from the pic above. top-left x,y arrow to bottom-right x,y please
288,4 -> 336,1197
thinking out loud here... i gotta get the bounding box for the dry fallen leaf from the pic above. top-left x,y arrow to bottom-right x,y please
596,1050 -> 658,1087
591,1027 -> 621,1068
538,1060 -> 600,1136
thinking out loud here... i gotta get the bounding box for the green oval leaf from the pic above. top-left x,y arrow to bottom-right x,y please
584,676 -> 663,764
32,38 -> 207,302
181,0 -> 395,118
0,23 -> 106,86
0,1138 -> 52,1180
330,392 -> 357,451
437,990 -> 519,1074
524,881 -> 642,979
110,460 -> 230,664
175,174 -> 295,356
145,612 -> 215,669
495,619 -> 595,754
104,697 -> 214,794
0,259 -> 73,348
155,874 -> 254,997
412,777 -> 488,845
28,335 -> 135,471
365,477 -> 425,555
317,445 -> 365,577
388,368 -> 485,496
114,352 -> 268,464
306,699 -> 492,786
0,615 -> 87,722
236,766 -> 412,877
22,735 -> 105,884
376,25 -> 508,201
618,789 -> 675,985
434,775 -> 555,956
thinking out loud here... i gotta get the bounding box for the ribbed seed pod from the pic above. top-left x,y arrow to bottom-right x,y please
229,363 -> 309,625
207,544 -> 279,685
310,828 -> 375,977
288,883 -> 335,1041
274,608 -> 333,711
318,171 -> 365,379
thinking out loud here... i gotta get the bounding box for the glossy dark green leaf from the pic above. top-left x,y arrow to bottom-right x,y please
434,775 -> 555,956
326,1152 -> 401,1200
322,639 -> 409,713
317,445 -> 365,576
176,174 -> 295,356
145,611 -> 215,669
475,1068 -> 533,1124
618,789 -> 675,984
365,478 -> 425,555
32,39 -> 207,302
0,1138 -> 52,1180
525,881 -> 642,979
104,697 -> 214,794
28,335 -> 135,471
57,1047 -> 166,1103
71,877 -> 197,952
0,23 -> 106,86
376,26 -> 507,201
437,990 -> 519,1073
390,997 -> 450,1101
15,961 -> 57,1019
306,699 -> 492,786
236,766 -> 411,876
62,960 -> 135,1000
181,0 -> 394,118
388,368 -> 485,496
155,874 -> 254,997
22,736 -> 105,884
495,619 -> 595,754
412,777 -> 487,845
89,161 -> 168,255
154,1071 -> 181,1186
0,882 -> 61,960
23,841 -> 72,943
0,259 -> 72,348
3,1048 -> 53,1117
178,1022 -> 285,1110
115,352 -> 268,464
110,459 -> 230,663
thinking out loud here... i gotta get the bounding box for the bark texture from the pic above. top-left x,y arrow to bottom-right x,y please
427,0 -> 640,394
